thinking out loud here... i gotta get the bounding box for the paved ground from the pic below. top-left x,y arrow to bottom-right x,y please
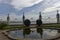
0,30 -> 10,40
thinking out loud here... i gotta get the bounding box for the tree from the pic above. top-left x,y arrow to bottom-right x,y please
0,22 -> 7,29
24,19 -> 30,26
36,19 -> 42,26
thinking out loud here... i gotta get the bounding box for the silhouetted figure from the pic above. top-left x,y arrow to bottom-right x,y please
56,10 -> 59,23
22,12 -> 25,24
36,12 -> 42,26
7,14 -> 10,24
24,19 -> 30,26
39,12 -> 42,20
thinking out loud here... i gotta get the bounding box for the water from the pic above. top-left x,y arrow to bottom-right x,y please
8,28 -> 60,39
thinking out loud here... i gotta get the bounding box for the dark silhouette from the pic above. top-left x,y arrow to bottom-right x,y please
7,13 -> 10,24
37,28 -> 43,38
24,19 -> 30,26
36,12 -> 42,26
36,19 -> 42,26
23,28 -> 31,38
56,10 -> 59,23
22,12 -> 25,23
39,12 -> 42,20
58,30 -> 60,33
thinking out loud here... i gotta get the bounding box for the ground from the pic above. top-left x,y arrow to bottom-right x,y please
0,30 -> 10,40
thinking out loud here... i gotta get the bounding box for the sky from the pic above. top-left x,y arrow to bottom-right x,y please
0,0 -> 60,23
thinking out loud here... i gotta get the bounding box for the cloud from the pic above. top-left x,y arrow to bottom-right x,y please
0,0 -> 12,4
0,0 -> 2,2
0,0 -> 43,21
22,10 -> 39,21
11,0 -> 43,10
43,7 -> 57,13
0,0 -> 18,15
0,0 -> 59,23
10,13 -> 22,21
43,1 -> 60,13
0,3 -> 17,15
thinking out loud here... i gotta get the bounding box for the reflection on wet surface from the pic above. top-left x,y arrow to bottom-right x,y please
8,28 -> 59,39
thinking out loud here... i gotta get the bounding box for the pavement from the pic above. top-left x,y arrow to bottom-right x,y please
0,30 -> 10,40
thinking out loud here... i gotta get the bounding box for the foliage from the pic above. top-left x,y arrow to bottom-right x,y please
0,22 -> 8,29
36,19 -> 42,26
24,19 -> 30,26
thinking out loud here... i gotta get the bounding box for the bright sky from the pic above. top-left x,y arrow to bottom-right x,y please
0,0 -> 60,23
